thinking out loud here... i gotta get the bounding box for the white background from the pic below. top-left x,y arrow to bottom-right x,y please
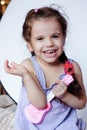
0,0 -> 87,119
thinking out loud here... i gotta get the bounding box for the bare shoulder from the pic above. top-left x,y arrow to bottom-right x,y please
72,60 -> 84,86
21,58 -> 34,73
72,60 -> 82,74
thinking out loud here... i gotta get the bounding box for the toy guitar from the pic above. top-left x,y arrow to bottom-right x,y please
24,74 -> 74,124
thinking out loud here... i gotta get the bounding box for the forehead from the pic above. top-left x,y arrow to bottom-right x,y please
32,17 -> 60,26
31,17 -> 62,34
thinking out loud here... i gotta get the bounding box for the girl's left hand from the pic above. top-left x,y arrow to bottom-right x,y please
52,80 -> 67,99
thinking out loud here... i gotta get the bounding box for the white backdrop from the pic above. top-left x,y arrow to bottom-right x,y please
0,0 -> 87,119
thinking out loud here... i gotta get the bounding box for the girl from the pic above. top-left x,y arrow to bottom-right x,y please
4,6 -> 86,130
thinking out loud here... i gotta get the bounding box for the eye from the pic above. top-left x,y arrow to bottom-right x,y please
37,37 -> 43,41
52,35 -> 59,38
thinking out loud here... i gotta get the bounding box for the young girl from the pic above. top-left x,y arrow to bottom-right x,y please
4,6 -> 86,130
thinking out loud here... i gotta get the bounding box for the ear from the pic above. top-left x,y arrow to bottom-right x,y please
27,43 -> 33,52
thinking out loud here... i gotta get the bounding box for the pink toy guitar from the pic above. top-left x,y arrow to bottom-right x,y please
24,74 -> 74,124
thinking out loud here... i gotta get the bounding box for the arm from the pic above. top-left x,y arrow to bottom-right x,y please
4,59 -> 47,109
53,61 -> 86,109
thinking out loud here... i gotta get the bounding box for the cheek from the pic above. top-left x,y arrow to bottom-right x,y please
32,45 -> 41,53
58,41 -> 64,49
59,39 -> 65,48
34,43 -> 43,50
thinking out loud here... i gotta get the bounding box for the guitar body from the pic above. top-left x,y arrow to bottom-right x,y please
24,103 -> 52,124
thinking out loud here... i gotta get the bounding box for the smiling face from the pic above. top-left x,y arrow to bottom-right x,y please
29,17 -> 65,64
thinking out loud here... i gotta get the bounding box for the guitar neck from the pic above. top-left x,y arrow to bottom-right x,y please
47,91 -> 55,102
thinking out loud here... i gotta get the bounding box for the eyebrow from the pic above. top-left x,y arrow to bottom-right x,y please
52,32 -> 62,35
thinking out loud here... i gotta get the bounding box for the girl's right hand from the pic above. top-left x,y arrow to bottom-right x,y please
4,60 -> 28,77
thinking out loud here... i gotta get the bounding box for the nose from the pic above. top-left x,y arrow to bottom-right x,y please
46,38 -> 54,47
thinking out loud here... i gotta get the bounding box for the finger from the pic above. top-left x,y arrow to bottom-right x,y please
10,62 -> 21,70
4,60 -> 10,71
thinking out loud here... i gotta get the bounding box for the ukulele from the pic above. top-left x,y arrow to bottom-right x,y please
24,74 -> 74,124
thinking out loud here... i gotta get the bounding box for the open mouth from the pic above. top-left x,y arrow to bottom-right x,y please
43,49 -> 57,54
43,49 -> 57,58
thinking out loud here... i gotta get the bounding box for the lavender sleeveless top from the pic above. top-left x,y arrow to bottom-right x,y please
14,56 -> 85,130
